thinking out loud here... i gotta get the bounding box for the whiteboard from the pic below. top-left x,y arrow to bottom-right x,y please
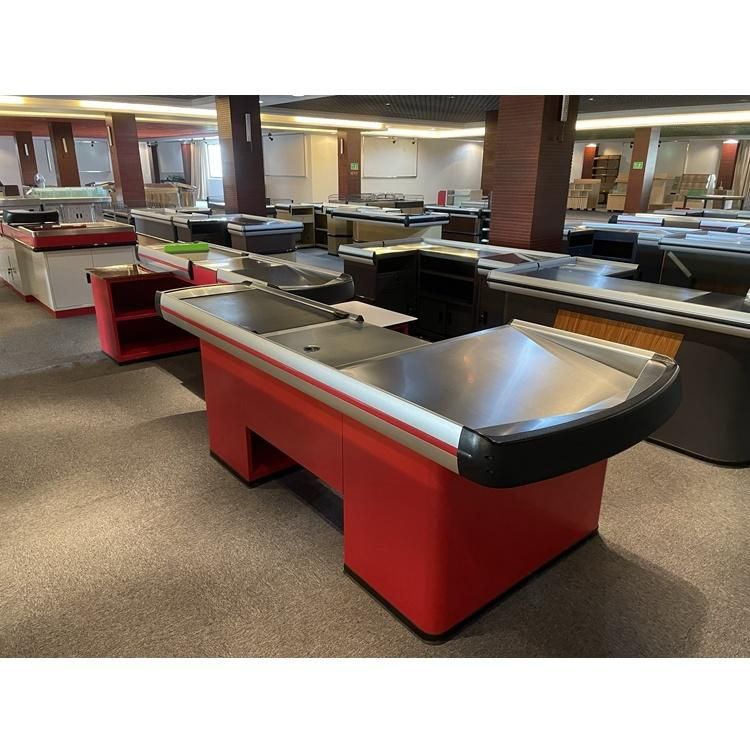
264,133 -> 307,177
363,136 -> 418,178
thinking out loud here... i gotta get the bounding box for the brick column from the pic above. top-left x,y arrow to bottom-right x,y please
14,132 -> 38,186
337,129 -> 361,200
216,95 -> 266,215
488,95 -> 579,252
48,121 -> 80,186
624,127 -> 660,213
717,140 -> 739,191
106,113 -> 146,208
480,109 -> 498,195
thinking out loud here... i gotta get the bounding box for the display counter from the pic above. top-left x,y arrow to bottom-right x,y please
274,203 -> 318,248
483,263 -> 749,465
11,221 -> 137,316
156,282 -> 679,639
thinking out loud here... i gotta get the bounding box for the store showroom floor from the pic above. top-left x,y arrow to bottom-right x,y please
1,282 -> 748,658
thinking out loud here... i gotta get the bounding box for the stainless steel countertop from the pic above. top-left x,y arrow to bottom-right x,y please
268,319 -> 425,368
340,324 -> 637,432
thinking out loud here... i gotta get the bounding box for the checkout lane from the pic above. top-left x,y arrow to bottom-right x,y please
482,259 -> 750,465
156,280 -> 679,638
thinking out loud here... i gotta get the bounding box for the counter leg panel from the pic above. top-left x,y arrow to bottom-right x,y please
200,342 -> 344,489
342,417 -> 607,639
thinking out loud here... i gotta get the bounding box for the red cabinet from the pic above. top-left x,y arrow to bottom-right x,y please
88,265 -> 198,363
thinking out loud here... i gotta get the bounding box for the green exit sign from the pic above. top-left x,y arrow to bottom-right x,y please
632,160 -> 644,169
350,162 -> 359,171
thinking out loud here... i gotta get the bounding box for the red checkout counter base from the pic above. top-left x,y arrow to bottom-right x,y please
88,265 -> 198,363
200,340 -> 607,640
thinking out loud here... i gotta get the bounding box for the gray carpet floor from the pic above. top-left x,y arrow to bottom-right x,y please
1,283 -> 748,657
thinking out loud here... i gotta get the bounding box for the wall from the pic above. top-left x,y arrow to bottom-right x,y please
264,134 -> 338,203
0,135 -> 22,187
361,138 -> 483,203
685,141 -> 721,175
74,139 -> 113,184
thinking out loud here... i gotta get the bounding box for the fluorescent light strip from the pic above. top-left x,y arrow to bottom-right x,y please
0,96 -> 24,105
78,99 -> 216,118
577,110 -> 750,130
362,127 -> 485,139
292,115 -> 384,130
262,125 -> 337,134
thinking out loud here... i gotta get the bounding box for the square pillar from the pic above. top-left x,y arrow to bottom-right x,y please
48,121 -> 80,186
216,96 -> 266,215
488,95 -> 579,252
624,127 -> 660,213
106,113 -> 146,208
337,129 -> 361,200
14,132 -> 38,186
480,109 -> 498,195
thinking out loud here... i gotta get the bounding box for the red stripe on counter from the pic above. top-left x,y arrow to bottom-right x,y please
161,305 -> 458,457
20,232 -> 137,250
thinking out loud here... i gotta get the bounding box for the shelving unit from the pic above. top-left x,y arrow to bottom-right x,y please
314,206 -> 328,248
416,254 -> 477,339
592,155 -> 621,203
88,265 -> 198,363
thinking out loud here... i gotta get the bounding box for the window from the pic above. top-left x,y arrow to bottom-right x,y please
208,143 -> 222,178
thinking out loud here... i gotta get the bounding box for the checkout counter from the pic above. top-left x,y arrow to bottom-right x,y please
156,282 -> 679,639
424,205 -> 490,244
135,242 -> 353,304
9,221 -> 136,316
481,257 -> 749,466
328,206 -> 449,245
339,237 -> 635,338
0,190 -> 111,223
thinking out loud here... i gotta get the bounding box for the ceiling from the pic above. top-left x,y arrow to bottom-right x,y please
266,95 -> 750,123
266,96 -> 500,123
578,95 -> 750,114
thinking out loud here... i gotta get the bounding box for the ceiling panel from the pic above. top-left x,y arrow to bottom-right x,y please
265,95 -> 500,123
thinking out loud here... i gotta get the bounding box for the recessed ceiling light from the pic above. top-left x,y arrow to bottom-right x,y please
588,97 -> 595,101
385,102 -> 391,106
259,100 -> 264,104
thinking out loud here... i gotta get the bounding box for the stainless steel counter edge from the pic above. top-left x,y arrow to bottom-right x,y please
487,270 -> 750,337
156,285 -> 463,471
